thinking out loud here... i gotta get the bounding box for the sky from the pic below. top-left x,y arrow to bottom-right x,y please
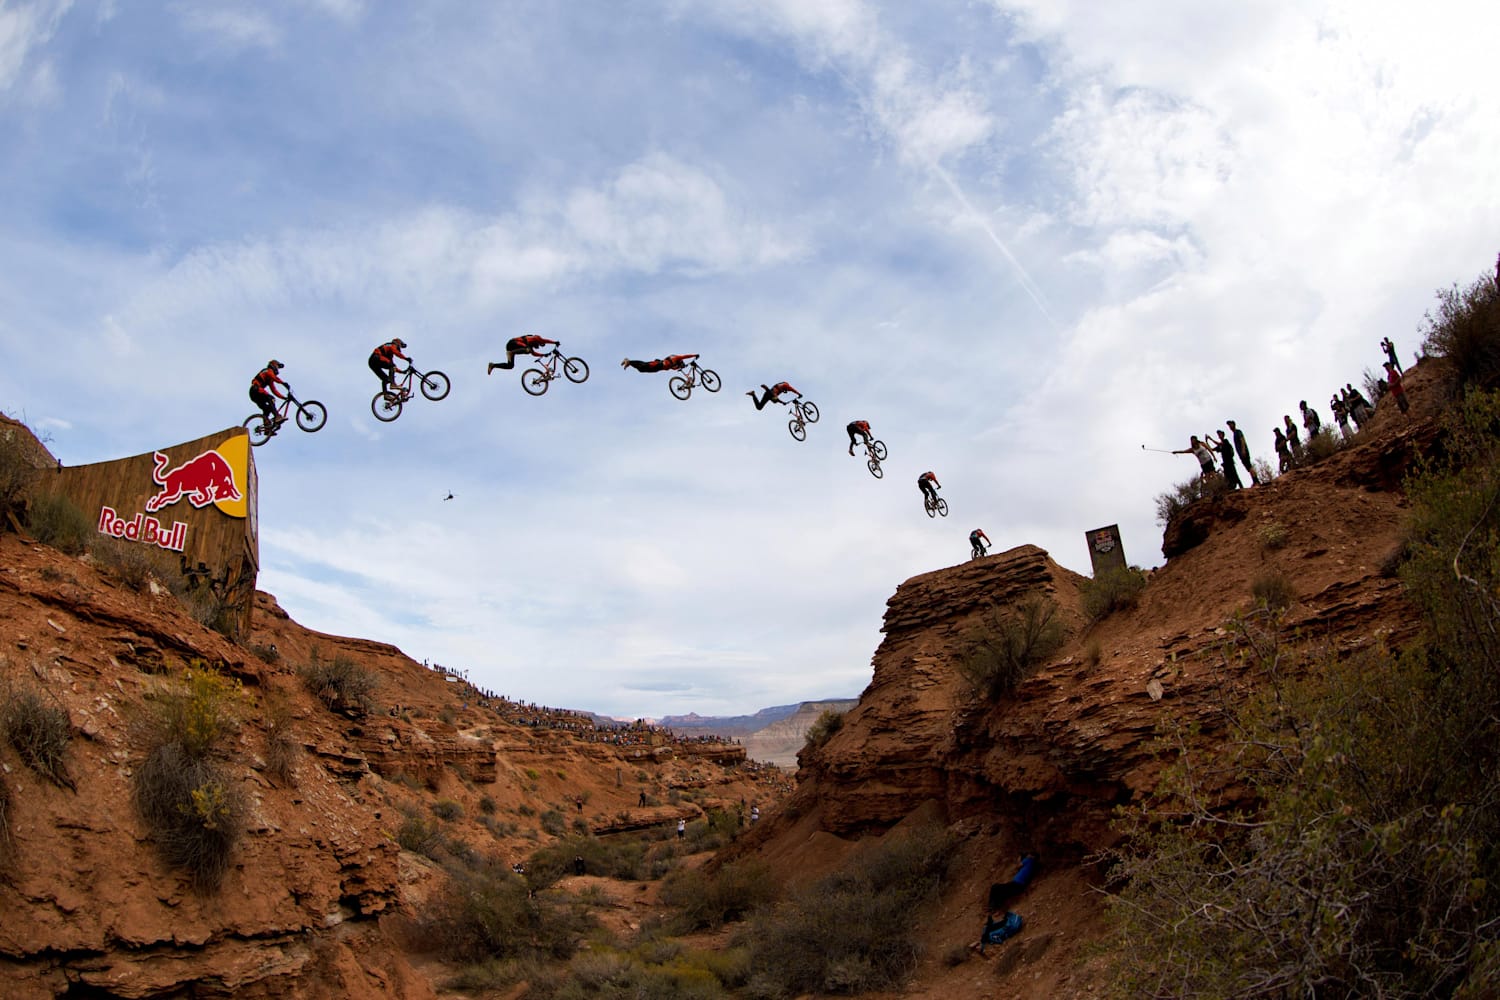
3,0 -> 1498,719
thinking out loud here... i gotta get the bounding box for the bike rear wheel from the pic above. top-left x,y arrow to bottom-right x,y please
296,400 -> 328,432
522,369 -> 550,396
243,414 -> 274,447
867,458 -> 883,479
372,391 -> 403,422
700,368 -> 721,392
563,357 -> 589,383
872,439 -> 888,461
669,375 -> 692,400
788,418 -> 806,441
420,370 -> 451,401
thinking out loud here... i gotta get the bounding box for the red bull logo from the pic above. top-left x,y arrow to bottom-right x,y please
144,449 -> 243,514
97,507 -> 188,552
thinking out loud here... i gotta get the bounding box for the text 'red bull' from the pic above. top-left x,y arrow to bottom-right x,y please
97,506 -> 188,552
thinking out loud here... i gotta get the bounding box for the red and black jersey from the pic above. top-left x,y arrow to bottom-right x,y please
770,381 -> 798,397
371,341 -> 407,364
919,471 -> 939,486
849,420 -> 870,433
250,367 -> 285,394
513,334 -> 554,349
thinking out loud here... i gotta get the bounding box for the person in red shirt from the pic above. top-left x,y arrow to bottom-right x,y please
846,419 -> 872,456
489,334 -> 559,373
747,381 -> 799,410
1385,361 -> 1409,415
917,471 -> 941,505
249,360 -> 287,426
369,338 -> 408,395
970,528 -> 991,558
621,353 -> 698,373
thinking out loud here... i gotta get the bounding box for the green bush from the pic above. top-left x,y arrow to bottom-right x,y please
1107,389 -> 1500,997
1257,521 -> 1288,551
1421,268 -> 1500,389
421,858 -> 596,965
801,709 -> 844,752
1081,566 -> 1148,622
133,742 -> 245,891
2,687 -> 72,787
0,427 -> 39,530
26,492 -> 91,554
1250,569 -> 1296,611
540,808 -> 567,836
1303,428 -> 1341,462
141,663 -> 241,759
300,654 -> 376,717
396,815 -> 442,859
661,858 -> 777,931
431,799 -> 464,821
1155,473 -> 1229,528
478,795 -> 496,814
953,596 -> 1066,700
742,824 -> 955,998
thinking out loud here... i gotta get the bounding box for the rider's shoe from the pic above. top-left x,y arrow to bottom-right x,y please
487,363 -> 497,375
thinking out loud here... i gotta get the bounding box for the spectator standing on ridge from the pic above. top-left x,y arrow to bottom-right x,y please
677,818 -> 686,839
1173,435 -> 1217,481
1226,420 -> 1260,485
1385,362 -> 1410,415
1283,415 -> 1303,463
1345,384 -> 1375,426
1330,395 -> 1352,440
1381,336 -> 1403,374
747,380 -> 800,410
1300,400 -> 1321,439
1212,431 -> 1242,490
1273,427 -> 1293,473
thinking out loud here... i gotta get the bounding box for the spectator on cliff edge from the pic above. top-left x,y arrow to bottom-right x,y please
677,818 -> 686,839
1226,420 -> 1260,485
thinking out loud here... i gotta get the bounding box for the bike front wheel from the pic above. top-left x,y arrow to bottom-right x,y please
243,414 -> 274,447
788,418 -> 806,441
563,357 -> 589,383
801,400 -> 819,423
372,391 -> 403,422
867,458 -> 883,479
669,375 -> 692,400
700,368 -> 721,392
296,400 -> 328,433
872,439 -> 888,461
935,498 -> 948,517
522,369 -> 550,396
420,370 -> 451,401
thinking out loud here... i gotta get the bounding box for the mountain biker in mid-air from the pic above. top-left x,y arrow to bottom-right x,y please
847,419 -> 873,456
489,334 -> 559,373
622,353 -> 698,373
970,528 -> 991,558
918,470 -> 941,505
747,381 -> 800,410
370,338 -> 408,395
249,360 -> 287,426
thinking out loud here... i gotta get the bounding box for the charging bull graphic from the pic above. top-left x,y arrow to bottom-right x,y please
144,449 -> 243,513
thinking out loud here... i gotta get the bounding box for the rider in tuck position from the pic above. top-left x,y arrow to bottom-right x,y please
489,334 -> 559,373
846,419 -> 873,456
369,338 -> 408,395
249,360 -> 287,426
621,353 -> 698,373
917,470 -> 941,505
970,528 -> 991,558
747,381 -> 800,410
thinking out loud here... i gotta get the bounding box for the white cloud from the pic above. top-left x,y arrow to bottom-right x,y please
174,5 -> 282,53
0,0 -> 71,93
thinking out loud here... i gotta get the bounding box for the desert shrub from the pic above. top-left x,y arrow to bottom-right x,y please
90,537 -> 166,591
478,795 -> 496,814
1421,267 -> 1500,389
0,428 -> 39,529
1303,428 -> 1340,462
1257,521 -> 1288,551
300,654 -> 375,717
953,596 -> 1066,701
176,587 -> 239,638
396,816 -> 442,859
0,772 -> 14,865
527,833 -> 650,886
1081,565 -> 1148,621
431,799 -> 463,821
423,858 -> 596,965
133,742 -> 245,890
251,643 -> 280,663
1084,639 -> 1102,667
1250,569 -> 1296,611
263,695 -> 299,785
1107,390 -> 1500,997
141,663 -> 241,759
540,808 -> 567,836
2,688 -> 72,787
25,492 -> 91,554
661,858 -> 777,931
1154,473 -> 1229,527
801,709 -> 844,753
742,823 -> 955,998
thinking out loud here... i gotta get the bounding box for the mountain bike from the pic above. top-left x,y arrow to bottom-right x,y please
924,493 -> 949,518
372,362 -> 451,422
522,348 -> 590,396
244,387 -> 327,447
668,360 -> 722,400
862,438 -> 888,478
970,538 -> 989,560
786,399 -> 820,441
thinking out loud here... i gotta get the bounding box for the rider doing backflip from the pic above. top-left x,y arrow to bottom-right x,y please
748,381 -> 799,410
918,471 -> 941,506
847,419 -> 873,456
490,334 -> 559,373
370,338 -> 408,395
250,360 -> 287,426
970,528 -> 991,559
